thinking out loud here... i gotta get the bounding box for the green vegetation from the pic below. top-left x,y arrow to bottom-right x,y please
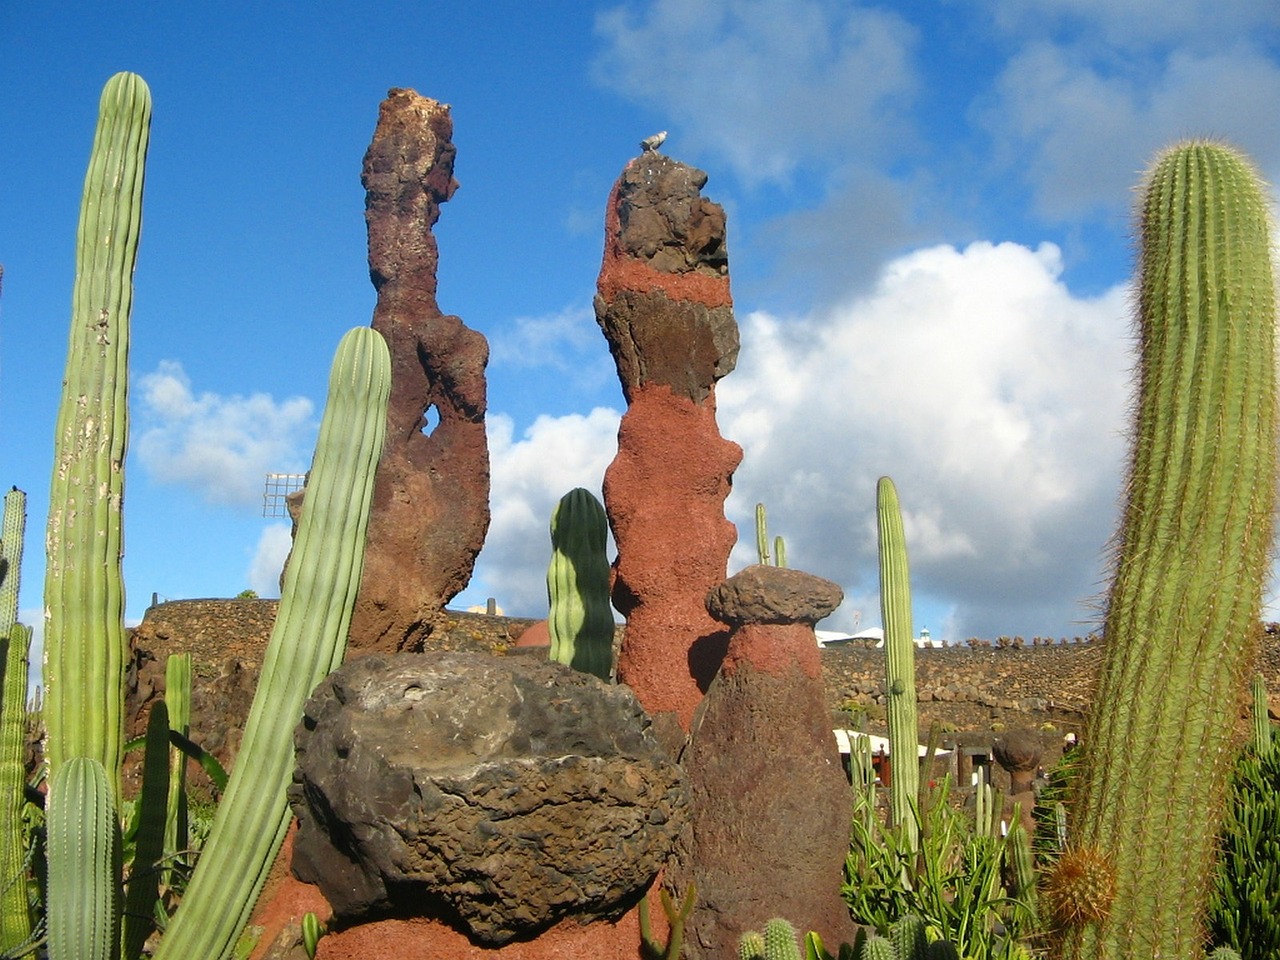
546,487 -> 615,680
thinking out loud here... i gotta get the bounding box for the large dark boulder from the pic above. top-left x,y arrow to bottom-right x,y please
288,652 -> 687,945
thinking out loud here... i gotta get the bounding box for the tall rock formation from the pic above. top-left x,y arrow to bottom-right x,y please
348,90 -> 490,653
595,151 -> 743,730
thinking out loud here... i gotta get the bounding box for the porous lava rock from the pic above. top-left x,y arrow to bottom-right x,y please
348,89 -> 490,654
595,151 -> 743,731
288,652 -> 687,945
670,566 -> 856,959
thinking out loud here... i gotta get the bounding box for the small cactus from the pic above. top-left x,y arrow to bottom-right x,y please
1042,845 -> 1117,929
546,487 -> 614,680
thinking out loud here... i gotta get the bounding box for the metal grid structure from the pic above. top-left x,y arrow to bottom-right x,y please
262,473 -> 306,519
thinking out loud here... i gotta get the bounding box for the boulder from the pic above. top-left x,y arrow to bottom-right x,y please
289,652 -> 687,945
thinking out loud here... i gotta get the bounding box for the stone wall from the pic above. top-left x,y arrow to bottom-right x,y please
127,599 -> 1280,761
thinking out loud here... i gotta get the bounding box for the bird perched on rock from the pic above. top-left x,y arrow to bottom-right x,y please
639,130 -> 668,153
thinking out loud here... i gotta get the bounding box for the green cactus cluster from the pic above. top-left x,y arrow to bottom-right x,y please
1063,140 -> 1278,960
546,487 -> 615,680
6,72 -> 393,960
737,915 -> 959,960
754,502 -> 788,567
1207,676 -> 1280,960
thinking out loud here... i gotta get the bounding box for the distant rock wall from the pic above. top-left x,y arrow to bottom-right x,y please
126,600 -> 1280,758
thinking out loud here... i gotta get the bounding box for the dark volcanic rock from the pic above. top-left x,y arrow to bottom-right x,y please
673,575 -> 856,960
706,565 -> 843,627
348,89 -> 491,654
596,152 -> 743,731
289,652 -> 687,944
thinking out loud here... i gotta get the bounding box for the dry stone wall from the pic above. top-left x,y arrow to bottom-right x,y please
126,600 -> 1280,766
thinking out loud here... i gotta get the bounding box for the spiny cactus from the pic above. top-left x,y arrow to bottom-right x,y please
546,487 -> 615,680
876,477 -> 918,851
1063,141 -> 1278,960
161,653 -> 192,887
43,70 -> 151,794
0,488 -> 25,637
152,326 -> 390,960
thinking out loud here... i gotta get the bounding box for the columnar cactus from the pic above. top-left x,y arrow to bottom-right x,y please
46,757 -> 118,960
876,477 -> 919,851
0,488 -> 25,637
162,653 -> 192,884
0,489 -> 30,950
546,487 -> 614,680
152,326 -> 390,960
1063,141 -> 1278,959
0,624 -> 32,952
43,71 -> 150,792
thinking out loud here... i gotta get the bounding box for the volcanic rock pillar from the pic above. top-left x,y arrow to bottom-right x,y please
348,90 -> 490,653
595,152 -> 743,730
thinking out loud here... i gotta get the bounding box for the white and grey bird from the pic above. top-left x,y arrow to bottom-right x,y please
639,130 -> 668,153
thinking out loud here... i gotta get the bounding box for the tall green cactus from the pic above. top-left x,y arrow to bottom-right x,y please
0,489 -> 31,951
876,477 -> 918,851
46,757 -> 118,960
43,71 -> 151,793
1062,142 -> 1277,960
162,654 -> 192,886
0,488 -> 25,638
0,624 -> 32,953
546,487 -> 614,680
1251,674 -> 1271,756
152,325 -> 390,960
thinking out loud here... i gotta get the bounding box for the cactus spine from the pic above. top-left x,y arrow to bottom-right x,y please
152,327 -> 390,960
43,71 -> 150,793
46,757 -> 118,960
1064,142 -> 1278,960
546,487 -> 614,680
876,477 -> 918,851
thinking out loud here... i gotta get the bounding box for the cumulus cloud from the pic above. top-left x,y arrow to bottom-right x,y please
979,0 -> 1279,52
136,361 -> 316,507
714,240 -> 1131,640
465,241 -> 1131,640
487,303 -> 615,389
247,522 -> 293,598
467,408 -> 621,616
592,0 -> 919,185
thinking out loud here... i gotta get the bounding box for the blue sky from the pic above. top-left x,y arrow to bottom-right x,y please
3,2 -> 1279,664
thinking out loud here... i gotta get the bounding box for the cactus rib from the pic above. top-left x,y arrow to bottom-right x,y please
152,327 -> 390,960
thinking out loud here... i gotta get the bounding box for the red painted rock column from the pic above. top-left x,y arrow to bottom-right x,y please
348,89 -> 491,654
674,565 -> 857,960
595,151 -> 743,730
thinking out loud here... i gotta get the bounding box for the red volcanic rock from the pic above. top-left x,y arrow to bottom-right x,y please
596,152 -> 743,731
348,89 -> 491,654
671,567 -> 855,959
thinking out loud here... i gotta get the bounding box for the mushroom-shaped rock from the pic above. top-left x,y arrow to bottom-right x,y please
706,565 -> 843,626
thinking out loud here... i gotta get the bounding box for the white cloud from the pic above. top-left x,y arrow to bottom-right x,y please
136,361 -> 316,507
486,303 -> 617,400
465,408 -> 621,616
593,0 -> 919,185
980,0 -> 1279,52
716,240 -> 1132,640
975,36 -> 1280,223
247,522 -> 293,598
